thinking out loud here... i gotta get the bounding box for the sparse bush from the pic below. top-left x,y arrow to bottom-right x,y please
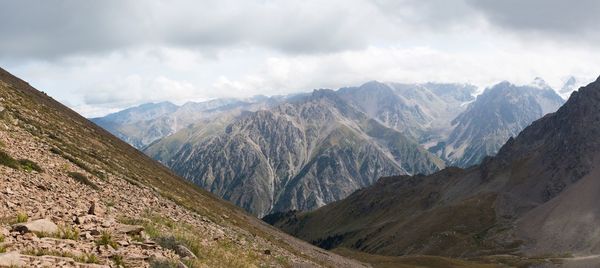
16,212 -> 28,223
149,259 -> 179,268
111,255 -> 126,267
84,253 -> 100,264
0,150 -> 19,169
58,225 -> 80,240
19,159 -> 43,172
0,233 -> 4,242
97,231 -> 118,249
68,172 -> 99,190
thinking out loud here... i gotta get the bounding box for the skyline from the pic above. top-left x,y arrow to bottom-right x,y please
1,0 -> 599,117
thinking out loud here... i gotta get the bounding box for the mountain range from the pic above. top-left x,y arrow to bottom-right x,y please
266,76 -> 600,266
0,67 -> 362,267
94,80 -> 564,217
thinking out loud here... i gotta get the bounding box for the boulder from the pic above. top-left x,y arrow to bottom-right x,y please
116,224 -> 144,235
12,219 -> 58,234
175,245 -> 197,259
0,251 -> 25,266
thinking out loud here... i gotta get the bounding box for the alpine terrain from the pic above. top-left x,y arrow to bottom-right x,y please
267,76 -> 600,267
146,88 -> 446,217
431,79 -> 564,167
0,67 -> 364,267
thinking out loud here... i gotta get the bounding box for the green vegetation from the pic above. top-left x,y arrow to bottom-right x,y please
58,225 -> 80,240
19,159 -> 43,172
0,150 -> 43,172
83,253 -> 100,264
51,147 -> 105,180
111,255 -> 126,267
96,231 -> 118,249
22,248 -> 99,264
119,213 -> 279,268
149,259 -> 180,268
0,150 -> 19,169
16,212 -> 28,223
68,172 -> 99,190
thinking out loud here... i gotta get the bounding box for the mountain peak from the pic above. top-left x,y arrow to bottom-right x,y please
530,77 -> 552,90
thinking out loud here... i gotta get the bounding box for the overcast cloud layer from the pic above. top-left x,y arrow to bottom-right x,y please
1,0 -> 599,116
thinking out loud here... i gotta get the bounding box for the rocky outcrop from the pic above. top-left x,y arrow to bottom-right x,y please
12,219 -> 58,235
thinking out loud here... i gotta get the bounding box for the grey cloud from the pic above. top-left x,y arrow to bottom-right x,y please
0,0 -> 381,59
466,0 -> 600,36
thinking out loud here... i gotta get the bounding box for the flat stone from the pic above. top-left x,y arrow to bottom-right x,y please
12,218 -> 58,234
116,224 -> 144,235
0,251 -> 25,266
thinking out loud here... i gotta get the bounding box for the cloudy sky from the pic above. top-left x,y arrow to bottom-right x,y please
1,0 -> 599,117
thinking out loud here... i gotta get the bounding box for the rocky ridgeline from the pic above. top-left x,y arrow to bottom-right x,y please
0,120 -> 318,267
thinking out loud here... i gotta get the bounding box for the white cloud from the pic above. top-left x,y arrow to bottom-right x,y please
1,0 -> 599,117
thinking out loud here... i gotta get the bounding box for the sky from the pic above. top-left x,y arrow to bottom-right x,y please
1,0 -> 599,117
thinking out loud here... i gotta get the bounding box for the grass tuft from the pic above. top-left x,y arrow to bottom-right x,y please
58,225 -> 80,240
0,150 -> 19,169
96,231 -> 118,249
16,212 -> 28,223
68,172 -> 99,190
18,159 -> 43,172
111,255 -> 126,267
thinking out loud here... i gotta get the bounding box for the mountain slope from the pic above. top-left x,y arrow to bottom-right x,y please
91,97 -> 279,149
148,90 -> 444,217
337,81 -> 476,144
267,76 -> 600,262
432,80 -> 564,167
0,67 -> 363,267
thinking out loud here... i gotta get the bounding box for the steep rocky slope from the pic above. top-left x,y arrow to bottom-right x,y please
150,90 -> 444,217
0,68 -> 364,267
267,76 -> 600,265
432,80 -> 564,167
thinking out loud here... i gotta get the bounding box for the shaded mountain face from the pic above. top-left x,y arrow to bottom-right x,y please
267,77 -> 600,259
0,68 -> 362,267
91,97 -> 280,149
150,89 -> 444,217
432,81 -> 564,168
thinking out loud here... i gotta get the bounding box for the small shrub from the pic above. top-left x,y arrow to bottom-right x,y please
111,255 -> 125,267
0,245 -> 6,253
84,253 -> 100,264
0,150 -> 19,169
149,259 -> 179,268
97,231 -> 118,249
68,172 -> 99,190
58,225 -> 80,240
19,159 -> 43,172
0,233 -> 4,242
16,212 -> 28,223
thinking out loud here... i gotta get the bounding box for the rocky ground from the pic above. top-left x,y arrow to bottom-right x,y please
0,114 -> 344,267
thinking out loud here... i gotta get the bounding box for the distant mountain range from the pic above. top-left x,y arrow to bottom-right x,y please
266,76 -> 600,264
92,79 -> 565,216
430,79 -> 564,167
